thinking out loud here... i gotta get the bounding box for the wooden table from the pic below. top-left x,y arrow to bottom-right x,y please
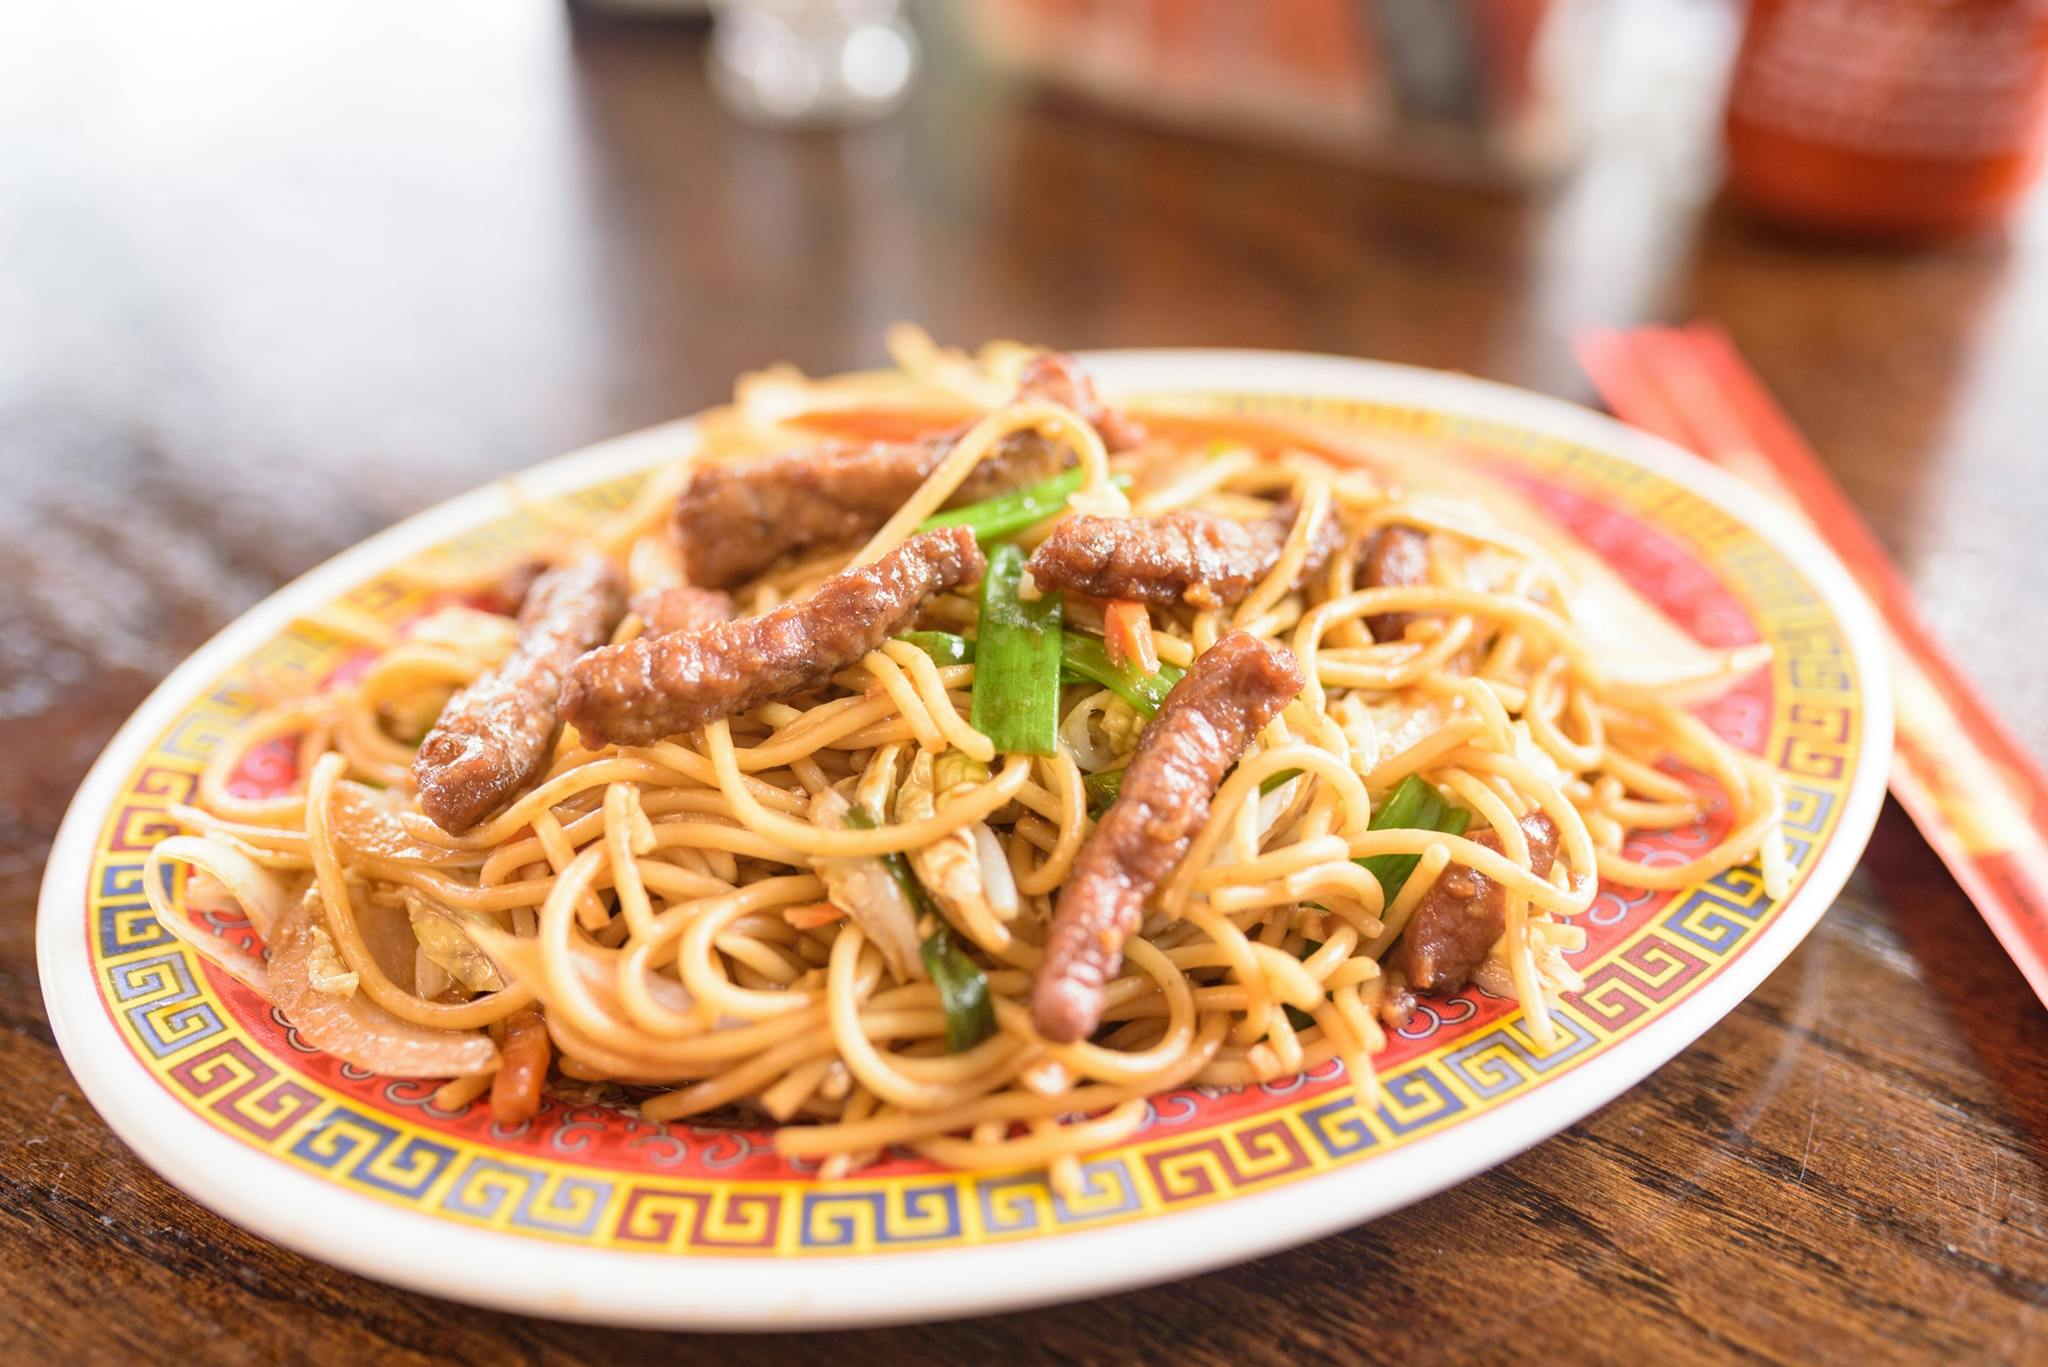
6,7 -> 2046,1362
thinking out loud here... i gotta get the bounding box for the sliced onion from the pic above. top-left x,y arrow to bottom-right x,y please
972,822 -> 1019,920
350,888 -> 419,991
142,836 -> 288,995
149,835 -> 295,939
1254,772 -> 1297,840
1605,643 -> 1777,705
407,894 -> 507,993
414,946 -> 454,1001
809,788 -> 922,981
1058,689 -> 1123,772
268,900 -> 498,1077
328,781 -> 482,866
1353,695 -> 1450,773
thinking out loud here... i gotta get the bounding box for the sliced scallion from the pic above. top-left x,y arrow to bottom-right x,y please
843,809 -> 994,1052
842,807 -> 931,914
918,470 -> 1131,544
1059,635 -> 1182,717
921,927 -> 996,1052
970,542 -> 1063,756
897,630 -> 976,667
1082,766 -> 1125,815
1357,774 -> 1472,906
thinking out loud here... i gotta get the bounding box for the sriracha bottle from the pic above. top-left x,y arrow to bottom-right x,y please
1724,0 -> 2048,240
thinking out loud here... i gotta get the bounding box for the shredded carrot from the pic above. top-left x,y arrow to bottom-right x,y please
1103,599 -> 1159,676
783,901 -> 847,929
489,1005 -> 551,1125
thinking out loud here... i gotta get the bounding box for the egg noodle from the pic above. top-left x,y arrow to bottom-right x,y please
145,330 -> 1787,1191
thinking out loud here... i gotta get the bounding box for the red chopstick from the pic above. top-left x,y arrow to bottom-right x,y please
1576,322 -> 2048,1009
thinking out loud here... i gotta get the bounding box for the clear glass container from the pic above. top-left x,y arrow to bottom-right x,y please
708,0 -> 920,126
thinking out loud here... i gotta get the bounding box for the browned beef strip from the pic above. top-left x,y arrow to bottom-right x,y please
672,438 -> 949,592
1024,502 -> 1343,610
1393,812 -> 1559,993
473,558 -> 548,617
1009,350 -> 1148,453
1030,631 -> 1306,1044
560,526 -> 985,748
1359,524 -> 1430,642
630,584 -> 735,638
674,352 -> 1140,589
413,555 -> 626,833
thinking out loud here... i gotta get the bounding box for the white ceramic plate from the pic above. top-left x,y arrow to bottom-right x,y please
38,351 -> 1890,1329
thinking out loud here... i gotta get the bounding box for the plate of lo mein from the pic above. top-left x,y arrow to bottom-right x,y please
38,332 -> 1889,1328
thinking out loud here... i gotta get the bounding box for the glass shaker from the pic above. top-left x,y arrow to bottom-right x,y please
708,0 -> 920,125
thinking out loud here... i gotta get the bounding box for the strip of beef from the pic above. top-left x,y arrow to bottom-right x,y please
1394,811 -> 1558,992
414,555 -> 626,833
472,558 -> 548,617
1359,524 -> 1430,642
675,352 -> 1142,589
672,438 -> 952,592
561,526 -> 985,747
1008,349 -> 1148,453
1024,502 -> 1344,611
631,584 -> 735,638
1030,631 -> 1305,1044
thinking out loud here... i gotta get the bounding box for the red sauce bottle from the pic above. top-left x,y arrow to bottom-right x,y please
1724,0 -> 2048,240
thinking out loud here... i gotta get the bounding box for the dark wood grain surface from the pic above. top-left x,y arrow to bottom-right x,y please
6,5 -> 2047,1363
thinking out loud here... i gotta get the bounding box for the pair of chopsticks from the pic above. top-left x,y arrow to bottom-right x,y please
1576,322 -> 2048,1009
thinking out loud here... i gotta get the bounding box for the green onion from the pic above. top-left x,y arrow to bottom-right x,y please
1060,635 -> 1183,717
921,927 -> 996,1052
971,542 -> 1064,756
1083,766 -> 1124,815
1357,774 -> 1471,906
918,470 -> 1131,544
1371,773 -> 1436,833
897,631 -> 975,667
843,807 -> 932,913
843,810 -> 993,1052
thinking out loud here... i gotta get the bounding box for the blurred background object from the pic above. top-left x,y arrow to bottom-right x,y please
1724,0 -> 2048,239
709,0 -> 918,124
632,0 -> 2048,226
961,0 -> 1589,183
